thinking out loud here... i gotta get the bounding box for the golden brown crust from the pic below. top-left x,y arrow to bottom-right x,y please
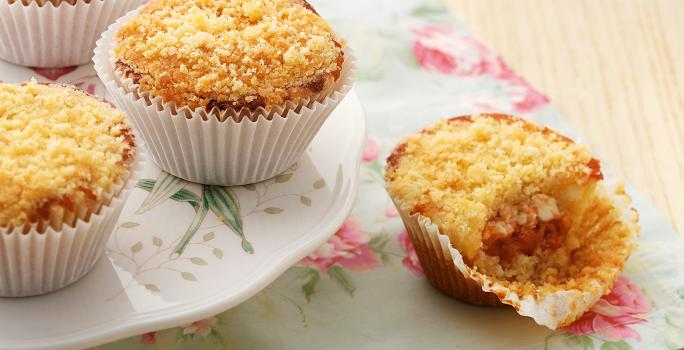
385,114 -> 603,262
114,0 -> 345,112
0,81 -> 135,229
388,114 -> 603,180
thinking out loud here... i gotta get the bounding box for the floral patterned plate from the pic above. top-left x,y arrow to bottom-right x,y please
0,62 -> 365,350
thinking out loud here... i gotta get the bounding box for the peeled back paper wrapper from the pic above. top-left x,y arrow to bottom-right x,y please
391,178 -> 639,329
0,0 -> 140,68
0,150 -> 142,297
93,9 -> 356,186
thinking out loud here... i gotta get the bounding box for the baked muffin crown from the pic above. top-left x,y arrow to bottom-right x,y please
385,114 -> 602,261
114,0 -> 345,112
0,81 -> 135,228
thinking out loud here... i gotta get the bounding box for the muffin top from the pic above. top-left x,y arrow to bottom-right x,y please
385,114 -> 602,261
114,0 -> 345,112
0,81 -> 135,228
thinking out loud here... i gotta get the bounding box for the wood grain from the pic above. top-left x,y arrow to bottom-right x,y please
443,0 -> 684,234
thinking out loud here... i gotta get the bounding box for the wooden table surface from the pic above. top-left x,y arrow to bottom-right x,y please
444,0 -> 684,234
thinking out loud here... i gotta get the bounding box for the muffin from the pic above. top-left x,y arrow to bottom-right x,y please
94,0 -> 355,186
0,0 -> 140,68
0,80 -> 137,297
114,0 -> 345,115
385,114 -> 639,329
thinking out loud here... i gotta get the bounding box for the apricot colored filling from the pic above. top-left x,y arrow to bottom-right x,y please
483,194 -> 570,264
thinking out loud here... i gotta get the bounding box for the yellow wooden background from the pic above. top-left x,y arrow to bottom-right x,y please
444,0 -> 684,234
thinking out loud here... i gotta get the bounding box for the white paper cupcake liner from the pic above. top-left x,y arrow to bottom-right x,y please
0,148 -> 143,297
93,9 -> 356,186
390,178 -> 639,329
0,0 -> 140,68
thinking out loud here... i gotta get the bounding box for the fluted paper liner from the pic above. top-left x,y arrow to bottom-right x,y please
390,179 -> 639,329
0,150 -> 142,297
0,0 -> 139,68
93,9 -> 356,186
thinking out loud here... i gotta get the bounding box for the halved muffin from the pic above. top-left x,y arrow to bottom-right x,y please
385,114 -> 639,329
113,0 -> 345,115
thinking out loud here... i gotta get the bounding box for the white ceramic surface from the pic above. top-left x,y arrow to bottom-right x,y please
0,62 -> 365,349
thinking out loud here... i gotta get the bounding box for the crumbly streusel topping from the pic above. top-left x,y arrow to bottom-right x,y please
114,0 -> 344,111
0,81 -> 135,228
385,114 -> 602,261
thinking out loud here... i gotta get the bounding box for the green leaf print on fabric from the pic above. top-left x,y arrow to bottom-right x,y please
368,232 -> 393,264
600,340 -> 631,350
577,336 -> 596,350
545,333 -> 597,350
327,265 -> 355,297
301,268 -> 321,303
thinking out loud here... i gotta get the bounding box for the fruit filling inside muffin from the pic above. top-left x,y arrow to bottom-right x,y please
385,114 -> 637,303
482,193 -> 568,264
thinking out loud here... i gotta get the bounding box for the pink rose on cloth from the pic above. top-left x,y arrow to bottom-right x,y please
398,229 -> 424,277
411,24 -> 549,113
300,219 -> 381,272
494,57 -> 550,113
182,317 -> 217,338
411,25 -> 502,77
565,277 -> 651,341
140,331 -> 156,345
363,138 -> 380,163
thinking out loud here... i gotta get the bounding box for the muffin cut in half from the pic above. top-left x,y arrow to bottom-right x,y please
113,0 -> 345,119
385,114 -> 639,329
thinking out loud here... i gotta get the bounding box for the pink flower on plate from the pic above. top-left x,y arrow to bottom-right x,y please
411,25 -> 502,77
363,138 -> 380,163
182,317 -> 217,338
565,277 -> 651,341
31,66 -> 78,81
140,331 -> 156,345
398,229 -> 424,277
300,219 -> 380,272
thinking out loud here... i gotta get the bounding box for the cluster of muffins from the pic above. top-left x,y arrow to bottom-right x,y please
385,114 -> 639,329
0,0 -> 139,68
1,0 -> 353,296
0,80 -> 137,296
95,0 -> 355,185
